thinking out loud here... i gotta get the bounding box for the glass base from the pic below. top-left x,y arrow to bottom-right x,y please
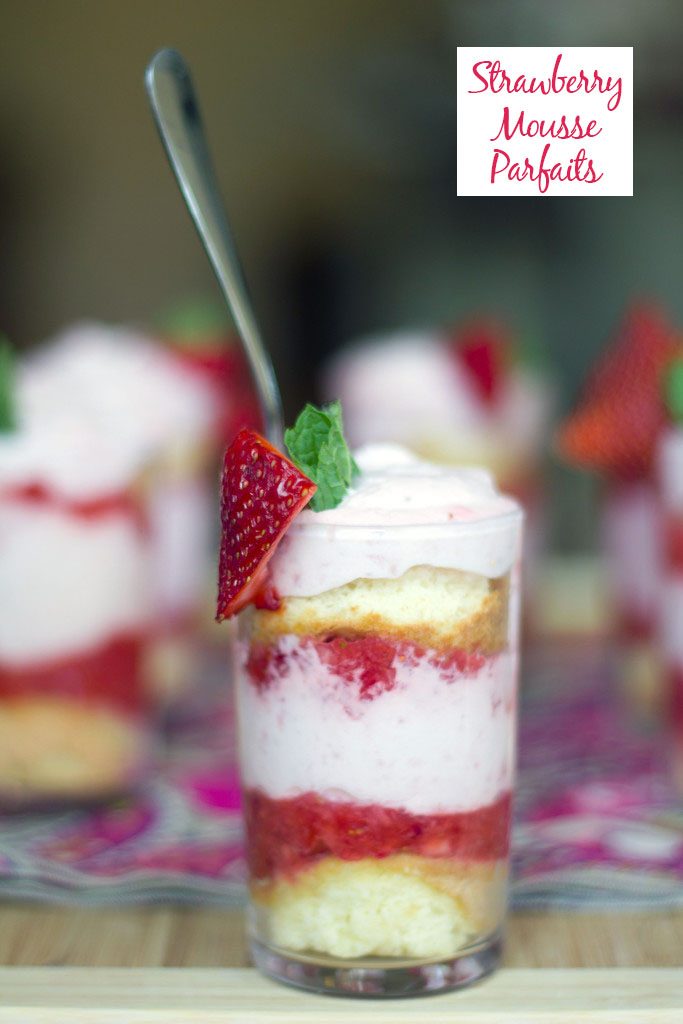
250,932 -> 502,998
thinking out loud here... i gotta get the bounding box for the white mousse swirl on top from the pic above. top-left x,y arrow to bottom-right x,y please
270,445 -> 523,597
0,415 -> 147,501
0,322 -> 220,502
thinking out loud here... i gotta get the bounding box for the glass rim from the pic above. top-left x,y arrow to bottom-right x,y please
287,502 -> 524,540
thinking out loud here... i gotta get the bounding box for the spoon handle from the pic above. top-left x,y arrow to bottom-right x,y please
145,48 -> 284,448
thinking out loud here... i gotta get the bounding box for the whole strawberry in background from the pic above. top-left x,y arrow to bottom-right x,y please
558,303 -> 680,482
557,301 -> 683,719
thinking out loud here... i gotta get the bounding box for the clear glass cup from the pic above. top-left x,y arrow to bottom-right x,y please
0,478 -> 154,807
234,507 -> 523,996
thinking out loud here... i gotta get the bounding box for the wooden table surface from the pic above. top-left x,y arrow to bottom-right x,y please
1,904 -> 682,969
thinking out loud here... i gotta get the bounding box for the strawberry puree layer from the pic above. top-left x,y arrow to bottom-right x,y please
235,636 -> 516,815
0,634 -> 149,715
244,789 -> 512,879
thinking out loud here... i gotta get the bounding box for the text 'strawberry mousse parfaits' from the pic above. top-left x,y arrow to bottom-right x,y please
217,403 -> 523,997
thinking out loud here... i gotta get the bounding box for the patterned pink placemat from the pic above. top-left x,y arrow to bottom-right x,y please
1,642 -> 682,908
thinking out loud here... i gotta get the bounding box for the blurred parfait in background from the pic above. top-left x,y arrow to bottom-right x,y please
557,301 -> 683,718
323,315 -> 555,630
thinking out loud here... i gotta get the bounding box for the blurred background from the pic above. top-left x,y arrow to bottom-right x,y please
1,0 -> 683,548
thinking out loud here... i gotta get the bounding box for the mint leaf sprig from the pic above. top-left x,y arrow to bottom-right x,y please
0,338 -> 16,433
665,357 -> 683,424
284,401 -> 358,512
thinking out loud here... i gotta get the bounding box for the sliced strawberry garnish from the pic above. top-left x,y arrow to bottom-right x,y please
216,429 -> 315,620
450,319 -> 509,406
557,302 -> 681,479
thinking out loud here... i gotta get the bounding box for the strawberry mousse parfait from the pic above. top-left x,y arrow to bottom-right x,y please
0,344 -> 154,804
558,303 -> 680,716
217,403 -> 523,996
323,321 -> 551,496
24,322 -> 221,709
323,321 -> 549,628
658,359 -> 683,790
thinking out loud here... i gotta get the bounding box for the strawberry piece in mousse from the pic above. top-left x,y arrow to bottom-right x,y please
216,429 -> 316,620
247,636 -> 487,698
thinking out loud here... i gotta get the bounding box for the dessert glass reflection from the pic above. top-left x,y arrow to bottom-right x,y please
234,445 -> 522,996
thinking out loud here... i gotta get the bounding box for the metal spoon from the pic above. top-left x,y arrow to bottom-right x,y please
145,48 -> 284,448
